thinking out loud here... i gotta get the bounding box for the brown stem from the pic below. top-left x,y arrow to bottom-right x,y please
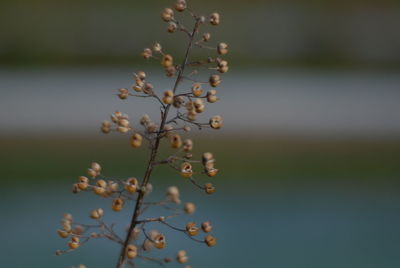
116,18 -> 201,268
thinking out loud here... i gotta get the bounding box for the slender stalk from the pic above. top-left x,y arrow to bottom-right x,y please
116,19 -> 201,268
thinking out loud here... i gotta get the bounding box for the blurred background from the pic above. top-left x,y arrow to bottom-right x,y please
1,0 -> 400,267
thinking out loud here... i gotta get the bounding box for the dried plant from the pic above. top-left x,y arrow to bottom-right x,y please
55,1 -> 229,267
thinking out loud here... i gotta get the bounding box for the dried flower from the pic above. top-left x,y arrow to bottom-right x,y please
201,221 -> 213,233
112,198 -> 124,211
126,245 -> 138,259
210,13 -> 220,25
90,208 -> 104,219
130,133 -> 143,148
161,54 -> 174,68
184,202 -> 196,214
209,74 -> 221,87
204,235 -> 217,247
142,48 -> 152,59
205,183 -> 216,194
209,115 -> 223,129
217,42 -> 229,55
175,0 -> 187,12
161,8 -> 174,22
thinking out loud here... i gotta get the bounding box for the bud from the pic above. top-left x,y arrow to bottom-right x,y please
176,250 -> 189,263
201,221 -> 213,233
217,60 -> 229,73
143,83 -> 154,95
153,43 -> 162,53
161,54 -> 174,68
203,33 -> 211,42
90,208 -> 104,219
101,120 -> 111,134
166,186 -> 180,204
118,88 -> 129,99
191,83 -> 203,97
209,115 -> 223,129
217,42 -> 229,55
167,21 -> 178,33
183,139 -> 193,152
142,48 -> 152,59
173,96 -> 185,108
153,234 -> 166,249
57,229 -> 69,238
68,236 -> 80,249
180,162 -> 193,178
205,183 -> 216,194
175,0 -> 187,12
184,202 -> 196,214
161,8 -> 174,22
209,74 -> 221,87
186,222 -> 199,236
207,90 -> 219,103
125,177 -> 139,193
163,90 -> 174,104
165,66 -> 176,77
170,134 -> 182,148
136,71 -> 146,81
112,198 -> 124,212
130,133 -> 143,148
194,98 -> 205,113
87,168 -> 97,178
204,235 -> 217,247
77,176 -> 89,190
210,13 -> 220,25
126,244 -> 138,259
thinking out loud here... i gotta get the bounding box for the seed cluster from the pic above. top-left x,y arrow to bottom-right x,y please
56,1 -> 228,267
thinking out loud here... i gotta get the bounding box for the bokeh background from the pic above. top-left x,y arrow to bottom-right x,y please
1,0 -> 400,267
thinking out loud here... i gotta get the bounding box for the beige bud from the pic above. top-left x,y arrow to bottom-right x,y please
90,208 -> 104,219
191,83 -> 203,97
209,115 -> 223,129
180,162 -> 193,178
126,244 -> 138,259
142,48 -> 152,59
186,222 -> 199,236
161,54 -> 174,68
205,235 -> 217,247
170,134 -> 182,148
161,8 -> 174,22
209,74 -> 221,87
184,202 -> 196,214
183,139 -> 193,152
167,22 -> 177,33
210,13 -> 220,25
175,0 -> 187,12
112,198 -> 124,211
130,133 -> 143,148
57,229 -> 69,238
201,221 -> 213,233
217,42 -> 229,55
125,177 -> 139,193
205,183 -> 216,194
203,33 -> 211,42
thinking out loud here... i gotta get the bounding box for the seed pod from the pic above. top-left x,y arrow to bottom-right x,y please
161,54 -> 174,68
184,202 -> 196,214
170,134 -> 182,148
112,198 -> 124,212
161,8 -> 174,22
167,22 -> 177,33
180,162 -> 193,178
194,98 -> 205,113
163,90 -> 174,104
90,208 -> 104,219
87,168 -> 97,178
143,83 -> 154,95
68,236 -> 80,249
183,139 -> 193,152
125,177 -> 139,193
210,13 -> 220,25
175,0 -> 187,12
118,88 -> 129,99
203,33 -> 211,42
165,66 -> 176,77
209,115 -> 223,129
186,222 -> 199,236
201,221 -> 213,233
140,114 -> 151,126
217,60 -> 229,73
101,120 -> 111,134
176,250 -> 189,263
173,96 -> 185,108
207,90 -> 219,103
130,133 -> 143,148
153,234 -> 166,249
209,74 -> 221,87
206,167 -> 219,177
72,225 -> 84,235
117,126 -> 130,133
118,119 -> 130,128
166,186 -> 180,204
142,48 -> 152,59
126,245 -> 138,259
57,229 -> 69,238
202,152 -> 214,164
217,42 -> 229,55
77,176 -> 89,190
205,183 -> 216,194
136,71 -> 146,81
191,83 -> 203,97
204,235 -> 217,247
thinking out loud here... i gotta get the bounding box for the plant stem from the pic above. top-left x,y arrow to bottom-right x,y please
116,19 -> 200,268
